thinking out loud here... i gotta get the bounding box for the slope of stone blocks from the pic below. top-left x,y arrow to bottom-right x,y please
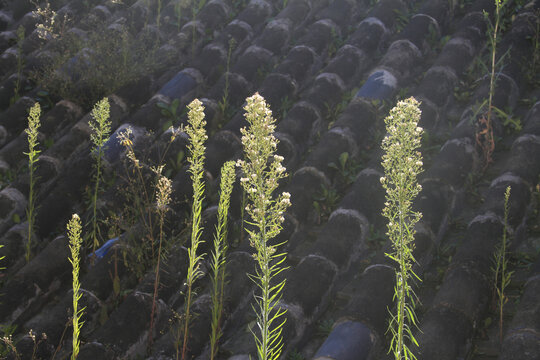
0,0 -> 539,359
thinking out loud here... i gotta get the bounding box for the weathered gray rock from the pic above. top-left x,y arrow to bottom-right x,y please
0,187 -> 26,235
311,208 -> 368,269
298,19 -> 340,55
256,18 -> 291,54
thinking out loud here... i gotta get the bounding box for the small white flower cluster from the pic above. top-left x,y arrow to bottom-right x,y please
117,127 -> 141,168
281,192 -> 291,205
156,175 -> 172,211
183,99 -> 208,192
33,1 -> 70,40
89,98 -> 111,149
26,103 -> 41,152
381,97 -> 423,196
168,125 -> 184,143
117,127 -> 133,147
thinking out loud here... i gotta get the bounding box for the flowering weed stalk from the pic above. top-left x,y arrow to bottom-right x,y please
210,160 -> 236,360
380,97 -> 423,360
88,98 -> 111,257
117,127 -> 157,278
237,93 -> 291,360
148,171 -> 172,352
25,103 -> 41,263
181,99 -> 208,360
117,123 -> 183,278
67,214 -> 84,360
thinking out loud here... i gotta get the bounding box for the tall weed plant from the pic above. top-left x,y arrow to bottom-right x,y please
380,97 -> 424,360
67,214 -> 84,360
237,93 -> 291,360
209,160 -> 236,359
148,172 -> 173,351
181,99 -> 208,360
117,127 -> 156,273
25,103 -> 42,262
88,98 -> 111,257
117,128 -> 163,278
217,39 -> 236,128
476,0 -> 509,170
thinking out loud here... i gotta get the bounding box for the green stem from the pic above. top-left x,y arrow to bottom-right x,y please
182,176 -> 203,360
157,0 -> 161,28
149,214 -> 165,351
26,163 -> 34,262
498,186 -> 511,342
134,164 -> 155,261
181,285 -> 193,360
210,246 -> 222,359
397,187 -> 405,359
487,8 -> 498,126
191,7 -> 196,61
91,151 -> 102,254
257,170 -> 271,360
260,224 -> 269,360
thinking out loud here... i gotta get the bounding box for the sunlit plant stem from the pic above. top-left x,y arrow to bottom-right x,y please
181,99 -> 208,360
67,214 -> 84,360
148,172 -> 172,352
88,98 -> 111,257
494,186 -> 512,342
210,161 -> 236,360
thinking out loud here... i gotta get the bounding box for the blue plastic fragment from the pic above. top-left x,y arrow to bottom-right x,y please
91,237 -> 120,260
158,70 -> 198,99
314,321 -> 374,360
355,70 -> 397,100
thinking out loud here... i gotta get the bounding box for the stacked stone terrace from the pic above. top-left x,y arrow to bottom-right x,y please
0,0 -> 539,359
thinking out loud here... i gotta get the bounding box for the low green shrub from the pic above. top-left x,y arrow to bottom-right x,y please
31,25 -> 162,109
